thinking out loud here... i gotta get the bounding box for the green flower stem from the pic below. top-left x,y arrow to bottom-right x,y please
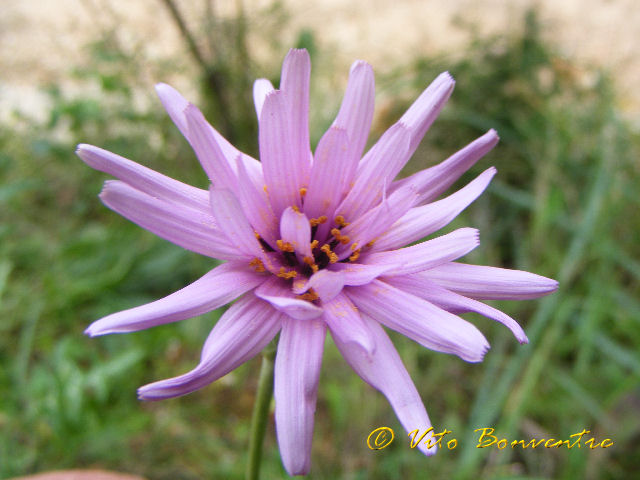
246,342 -> 276,480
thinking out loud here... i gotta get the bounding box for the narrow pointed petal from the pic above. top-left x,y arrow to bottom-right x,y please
420,263 -> 559,300
259,90 -> 305,216
155,82 -> 264,184
235,156 -> 279,248
400,72 -> 455,155
275,316 -> 326,475
329,262 -> 397,285
86,262 -> 265,337
292,269 -> 345,303
76,144 -> 209,211
280,207 -> 313,260
255,277 -> 323,320
373,167 -> 496,252
185,104 -> 238,189
366,228 -> 480,276
347,280 -> 489,362
138,296 -> 282,400
322,292 -> 375,354
335,184 -> 417,259
155,82 -> 191,139
99,181 -> 240,260
336,123 -> 412,220
332,314 -> 436,456
331,60 -> 375,185
393,129 -> 499,205
304,126 -> 350,230
385,275 -> 528,344
210,188 -> 263,258
280,48 -> 312,184
253,78 -> 275,119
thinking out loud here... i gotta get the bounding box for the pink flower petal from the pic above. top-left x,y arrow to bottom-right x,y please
155,82 -> 264,185
235,156 -> 279,248
393,129 -> 499,205
138,295 -> 282,400
99,180 -> 240,260
329,262 -> 398,286
259,90 -> 305,216
292,269 -> 345,303
420,262 -> 559,300
335,183 -> 417,260
331,60 -> 375,188
85,262 -> 266,337
76,144 -> 208,211
365,228 -> 480,276
303,126 -> 350,238
280,207 -> 313,261
209,188 -> 264,258
280,49 -> 312,185
254,277 -> 324,320
400,71 -> 455,155
336,123 -> 411,220
347,280 -> 490,362
185,104 -> 238,190
331,314 -> 436,456
275,316 -> 326,475
385,274 -> 528,344
373,167 -> 496,251
253,78 -> 275,118
322,292 -> 375,354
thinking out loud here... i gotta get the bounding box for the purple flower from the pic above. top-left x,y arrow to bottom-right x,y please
77,49 -> 557,475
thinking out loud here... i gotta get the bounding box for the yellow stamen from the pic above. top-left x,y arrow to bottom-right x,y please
291,205 -> 300,213
309,216 -> 328,227
366,239 -> 376,248
321,244 -> 339,263
331,228 -> 351,245
303,256 -> 319,273
276,239 -> 295,252
349,249 -> 361,262
310,239 -> 319,250
298,288 -> 319,301
277,267 -> 298,279
351,242 -> 359,251
334,215 -> 350,227
299,187 -> 307,197
263,185 -> 268,194
249,258 -> 265,273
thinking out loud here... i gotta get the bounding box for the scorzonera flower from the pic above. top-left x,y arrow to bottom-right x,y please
78,49 -> 557,475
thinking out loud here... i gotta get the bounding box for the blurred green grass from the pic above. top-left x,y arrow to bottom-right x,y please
1,9 -> 639,480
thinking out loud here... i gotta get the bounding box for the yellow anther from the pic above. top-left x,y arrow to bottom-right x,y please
276,239 -> 295,252
310,239 -> 319,250
349,249 -> 361,262
291,205 -> 300,213
263,185 -> 268,194
321,244 -> 339,264
303,256 -> 319,273
334,215 -> 350,227
298,288 -> 319,301
309,216 -> 328,227
254,231 -> 261,240
299,187 -> 307,197
366,239 -> 376,248
249,258 -> 266,273
331,228 -> 351,245
351,242 -> 359,251
277,267 -> 298,279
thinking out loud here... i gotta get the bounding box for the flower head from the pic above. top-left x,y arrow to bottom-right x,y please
77,49 -> 557,475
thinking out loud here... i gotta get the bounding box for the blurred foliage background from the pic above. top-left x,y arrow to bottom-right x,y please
1,1 -> 639,479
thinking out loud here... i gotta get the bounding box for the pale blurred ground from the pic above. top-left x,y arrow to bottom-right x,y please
1,0 -> 639,117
